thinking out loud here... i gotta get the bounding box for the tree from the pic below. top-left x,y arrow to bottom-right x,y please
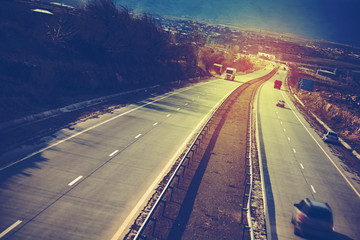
199,47 -> 225,73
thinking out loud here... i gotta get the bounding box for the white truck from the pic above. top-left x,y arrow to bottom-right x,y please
224,67 -> 236,81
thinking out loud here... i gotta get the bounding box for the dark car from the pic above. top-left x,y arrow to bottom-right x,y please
322,131 -> 339,144
276,100 -> 285,108
291,198 -> 334,238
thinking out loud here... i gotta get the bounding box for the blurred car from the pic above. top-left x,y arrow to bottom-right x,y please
291,198 -> 334,237
322,131 -> 339,144
274,80 -> 282,89
276,100 -> 285,108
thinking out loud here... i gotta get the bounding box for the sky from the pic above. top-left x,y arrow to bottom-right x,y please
63,0 -> 360,47
111,0 -> 360,47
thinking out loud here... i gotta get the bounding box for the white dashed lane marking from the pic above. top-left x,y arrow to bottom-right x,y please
311,185 -> 316,193
0,220 -> 22,238
135,134 -> 142,139
109,150 -> 119,157
68,176 -> 83,186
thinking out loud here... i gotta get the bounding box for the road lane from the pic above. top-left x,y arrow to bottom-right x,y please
0,69 -> 275,240
257,68 -> 360,239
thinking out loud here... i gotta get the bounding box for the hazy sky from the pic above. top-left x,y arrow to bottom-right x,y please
111,0 -> 360,47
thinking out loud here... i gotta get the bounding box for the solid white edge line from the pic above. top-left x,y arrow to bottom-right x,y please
110,80 -> 240,240
109,150 -> 119,157
281,91 -> 360,199
255,77 -> 271,240
1,81 -> 217,172
68,175 -> 83,186
0,220 -> 22,238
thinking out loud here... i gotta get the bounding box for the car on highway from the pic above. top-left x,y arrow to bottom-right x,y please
276,100 -> 285,108
322,131 -> 339,144
291,198 -> 334,238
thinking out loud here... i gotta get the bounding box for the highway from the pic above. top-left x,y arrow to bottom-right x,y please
0,69 -> 273,240
257,67 -> 360,240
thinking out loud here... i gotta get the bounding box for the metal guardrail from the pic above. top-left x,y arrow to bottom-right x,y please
247,86 -> 258,239
134,76 -> 267,240
134,88 -> 230,240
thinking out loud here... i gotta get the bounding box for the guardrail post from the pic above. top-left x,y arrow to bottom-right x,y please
190,149 -> 195,161
181,164 -> 186,177
169,186 -> 174,202
241,207 -> 248,225
185,156 -> 190,167
161,199 -> 167,216
150,217 -> 158,237
193,144 -> 197,153
242,225 -> 250,240
175,174 -> 181,187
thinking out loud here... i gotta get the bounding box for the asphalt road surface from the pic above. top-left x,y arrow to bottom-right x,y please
0,69 -> 273,240
257,68 -> 360,240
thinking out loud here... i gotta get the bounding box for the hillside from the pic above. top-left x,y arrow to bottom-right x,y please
288,70 -> 360,156
0,0 -> 205,123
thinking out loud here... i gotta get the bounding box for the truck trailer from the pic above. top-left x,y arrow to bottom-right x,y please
224,67 -> 237,81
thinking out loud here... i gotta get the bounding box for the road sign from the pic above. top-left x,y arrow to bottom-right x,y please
297,78 -> 314,91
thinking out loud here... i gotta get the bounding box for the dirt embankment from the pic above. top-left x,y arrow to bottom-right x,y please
295,89 -> 360,154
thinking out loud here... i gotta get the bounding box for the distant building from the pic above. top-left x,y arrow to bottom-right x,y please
315,69 -> 336,81
258,52 -> 276,60
298,67 -> 315,76
32,9 -> 53,15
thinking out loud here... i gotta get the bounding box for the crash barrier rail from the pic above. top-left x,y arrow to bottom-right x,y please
240,85 -> 257,240
134,90 -> 237,239
134,70 -> 277,239
241,70 -> 279,239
